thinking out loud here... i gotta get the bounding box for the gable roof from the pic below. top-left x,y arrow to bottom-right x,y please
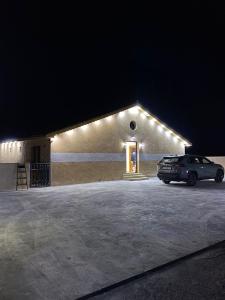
47,102 -> 192,147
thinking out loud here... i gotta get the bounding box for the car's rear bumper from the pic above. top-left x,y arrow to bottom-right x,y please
157,172 -> 186,182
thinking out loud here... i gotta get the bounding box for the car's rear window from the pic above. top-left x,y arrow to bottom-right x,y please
160,157 -> 183,164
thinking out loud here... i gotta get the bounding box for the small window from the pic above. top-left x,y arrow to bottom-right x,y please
189,157 -> 201,164
202,158 -> 211,164
161,157 -> 183,164
130,121 -> 137,130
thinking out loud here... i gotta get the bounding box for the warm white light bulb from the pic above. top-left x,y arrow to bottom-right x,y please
106,116 -> 112,121
129,107 -> 139,115
150,118 -> 155,125
95,120 -> 101,126
66,129 -> 73,135
118,111 -> 125,118
51,136 -> 57,142
81,125 -> 88,130
166,130 -> 171,137
143,111 -> 150,117
158,125 -> 163,132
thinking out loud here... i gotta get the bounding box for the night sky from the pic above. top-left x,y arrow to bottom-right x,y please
1,3 -> 225,155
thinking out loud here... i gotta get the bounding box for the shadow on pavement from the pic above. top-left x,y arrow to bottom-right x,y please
77,239 -> 225,300
167,180 -> 225,190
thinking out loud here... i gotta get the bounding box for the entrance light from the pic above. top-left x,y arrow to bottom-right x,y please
51,136 -> 57,142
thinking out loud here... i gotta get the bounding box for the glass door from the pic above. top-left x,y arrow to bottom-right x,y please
126,142 -> 138,173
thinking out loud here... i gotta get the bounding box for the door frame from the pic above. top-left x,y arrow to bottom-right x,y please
125,141 -> 139,173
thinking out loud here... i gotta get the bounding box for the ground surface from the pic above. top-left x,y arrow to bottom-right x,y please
0,178 -> 225,299
91,241 -> 225,300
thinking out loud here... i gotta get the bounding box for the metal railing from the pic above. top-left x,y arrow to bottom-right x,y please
30,163 -> 50,187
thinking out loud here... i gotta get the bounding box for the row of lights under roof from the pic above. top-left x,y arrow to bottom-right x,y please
1,141 -> 21,145
52,105 -> 191,147
129,106 -> 191,146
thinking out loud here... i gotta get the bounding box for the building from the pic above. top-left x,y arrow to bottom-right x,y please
0,103 -> 191,189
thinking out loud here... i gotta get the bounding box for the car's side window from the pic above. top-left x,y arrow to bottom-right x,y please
202,158 -> 211,164
189,157 -> 200,164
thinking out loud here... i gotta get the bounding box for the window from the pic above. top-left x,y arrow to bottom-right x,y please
189,157 -> 201,164
130,121 -> 137,130
161,157 -> 183,164
202,157 -> 211,164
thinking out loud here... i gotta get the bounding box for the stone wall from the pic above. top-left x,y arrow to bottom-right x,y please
0,141 -> 24,163
0,164 -> 17,191
208,157 -> 225,169
51,162 -> 124,185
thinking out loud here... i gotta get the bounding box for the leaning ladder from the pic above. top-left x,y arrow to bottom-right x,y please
16,164 -> 28,190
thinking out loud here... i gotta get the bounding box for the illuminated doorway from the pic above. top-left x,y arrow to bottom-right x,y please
126,142 -> 139,173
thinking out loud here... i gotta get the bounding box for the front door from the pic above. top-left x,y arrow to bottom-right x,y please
126,142 -> 138,173
31,146 -> 41,163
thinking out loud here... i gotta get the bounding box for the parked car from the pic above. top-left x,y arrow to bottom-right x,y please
157,155 -> 224,186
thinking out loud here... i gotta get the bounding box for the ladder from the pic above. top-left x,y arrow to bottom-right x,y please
16,164 -> 28,190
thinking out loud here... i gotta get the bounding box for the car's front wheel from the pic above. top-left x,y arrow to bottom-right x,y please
187,172 -> 197,186
215,170 -> 224,183
162,180 -> 170,184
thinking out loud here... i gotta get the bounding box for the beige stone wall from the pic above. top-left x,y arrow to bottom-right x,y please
51,162 -> 125,185
0,141 -> 24,163
208,157 -> 225,169
0,163 -> 17,190
50,107 -> 186,185
139,161 -> 158,177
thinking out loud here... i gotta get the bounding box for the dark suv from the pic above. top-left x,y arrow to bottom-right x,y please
157,155 -> 224,186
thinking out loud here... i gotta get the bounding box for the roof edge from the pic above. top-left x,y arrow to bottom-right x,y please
46,101 -> 191,146
46,102 -> 137,137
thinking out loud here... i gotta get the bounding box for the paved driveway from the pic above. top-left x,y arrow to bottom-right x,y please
0,178 -> 225,299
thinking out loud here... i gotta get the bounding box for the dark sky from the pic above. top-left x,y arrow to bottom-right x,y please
1,2 -> 225,155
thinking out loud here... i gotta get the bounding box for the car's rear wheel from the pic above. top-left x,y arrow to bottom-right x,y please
215,170 -> 224,183
187,172 -> 197,186
162,180 -> 170,184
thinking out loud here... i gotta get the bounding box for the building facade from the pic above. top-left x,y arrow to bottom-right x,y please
0,104 -> 191,188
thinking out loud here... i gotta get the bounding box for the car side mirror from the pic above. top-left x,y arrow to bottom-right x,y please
210,161 -> 214,164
